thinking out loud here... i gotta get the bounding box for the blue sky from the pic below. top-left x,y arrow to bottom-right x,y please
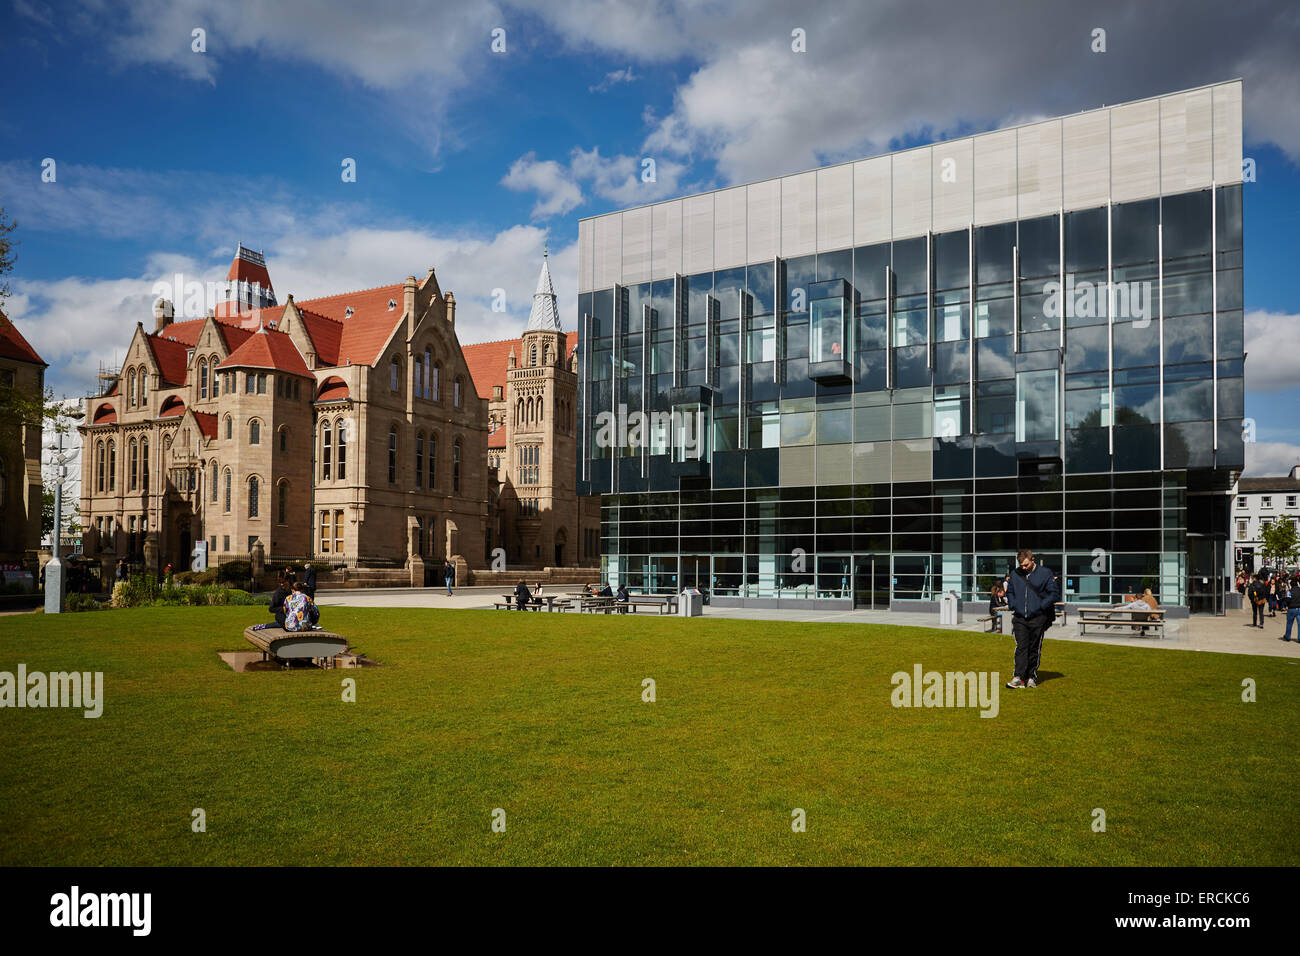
2,0 -> 1298,476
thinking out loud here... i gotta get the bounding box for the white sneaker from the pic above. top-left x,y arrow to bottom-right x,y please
1006,676 -> 1025,689
1026,678 -> 1038,688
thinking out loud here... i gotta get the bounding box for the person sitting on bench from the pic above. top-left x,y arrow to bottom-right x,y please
988,582 -> 1007,632
615,584 -> 630,613
598,582 -> 614,598
283,582 -> 320,631
268,580 -> 290,627
514,579 -> 533,611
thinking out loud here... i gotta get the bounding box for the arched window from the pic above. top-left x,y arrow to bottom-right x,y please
432,363 -> 441,401
141,439 -> 149,492
322,420 -> 331,479
413,354 -> 423,398
199,358 -> 208,399
224,416 -> 232,440
538,399 -> 543,423
139,367 -> 147,405
107,441 -> 116,491
96,441 -> 105,493
390,356 -> 400,392
530,344 -> 537,366
249,419 -> 260,445
278,480 -> 288,524
516,398 -> 524,425
424,348 -> 432,398
212,360 -> 220,397
434,434 -> 444,494
453,377 -> 462,407
210,460 -> 218,502
223,469 -> 232,512
388,427 -> 398,483
129,439 -> 138,491
279,426 -> 288,453
127,369 -> 136,407
248,476 -> 259,518
452,439 -> 461,493
336,418 -> 347,480
415,432 -> 424,488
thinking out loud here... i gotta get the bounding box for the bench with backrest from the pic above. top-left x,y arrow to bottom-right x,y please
1077,607 -> 1165,637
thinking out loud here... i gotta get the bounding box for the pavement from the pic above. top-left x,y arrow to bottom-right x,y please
315,586 -> 1300,660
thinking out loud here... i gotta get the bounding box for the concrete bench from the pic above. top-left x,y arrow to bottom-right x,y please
244,625 -> 350,665
626,596 -> 677,614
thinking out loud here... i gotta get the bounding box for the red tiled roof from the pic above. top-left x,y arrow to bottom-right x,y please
462,331 -> 577,400
227,251 -> 273,291
0,308 -> 45,366
296,308 -> 344,367
296,283 -> 407,368
315,376 -> 350,403
488,429 -> 506,449
145,333 -> 192,386
92,403 -> 117,425
217,327 -> 312,377
159,396 -> 186,418
192,411 -> 218,441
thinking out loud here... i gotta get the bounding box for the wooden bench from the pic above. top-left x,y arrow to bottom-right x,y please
978,608 -> 1007,633
1077,608 -> 1165,638
244,625 -> 350,666
578,597 -> 615,613
626,595 -> 677,614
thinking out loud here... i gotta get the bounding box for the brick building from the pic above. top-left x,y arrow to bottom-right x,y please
0,308 -> 47,567
78,245 -> 488,578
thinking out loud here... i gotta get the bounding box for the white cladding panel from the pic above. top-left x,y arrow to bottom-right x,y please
1160,89 -> 1214,194
1110,99 -> 1160,202
714,186 -> 748,270
973,128 -> 1017,225
853,156 -> 892,245
1017,119 -> 1063,219
621,205 -> 652,285
592,213 -> 622,291
816,163 -> 854,251
932,137 -> 973,233
781,171 -> 818,258
682,193 -> 714,275
578,218 -> 594,293
1213,81 -> 1244,185
650,200 -> 682,281
892,147 -> 932,240
1062,110 -> 1111,209
747,179 -> 780,263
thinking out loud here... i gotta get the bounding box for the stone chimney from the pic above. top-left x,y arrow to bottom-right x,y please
404,276 -> 418,341
153,298 -> 175,334
444,291 -> 456,328
508,344 -> 517,369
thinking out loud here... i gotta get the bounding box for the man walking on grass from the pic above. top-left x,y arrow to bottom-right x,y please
1003,548 -> 1060,689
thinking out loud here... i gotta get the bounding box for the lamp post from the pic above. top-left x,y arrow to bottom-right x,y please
44,407 -> 85,614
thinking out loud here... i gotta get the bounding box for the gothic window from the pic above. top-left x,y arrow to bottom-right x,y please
248,476 -> 260,518
336,418 -> 347,480
199,359 -> 208,399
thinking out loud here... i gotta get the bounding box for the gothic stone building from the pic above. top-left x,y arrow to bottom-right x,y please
463,254 -> 601,569
78,245 -> 488,576
0,309 -> 47,568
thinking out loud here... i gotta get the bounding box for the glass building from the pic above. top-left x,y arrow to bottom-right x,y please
576,81 -> 1245,615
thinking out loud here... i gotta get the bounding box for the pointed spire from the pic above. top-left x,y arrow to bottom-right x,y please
526,251 -> 562,332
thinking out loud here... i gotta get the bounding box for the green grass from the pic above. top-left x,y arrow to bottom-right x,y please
1,607 -> 1297,866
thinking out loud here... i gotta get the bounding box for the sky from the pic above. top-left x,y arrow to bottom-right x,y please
2,0 -> 1299,486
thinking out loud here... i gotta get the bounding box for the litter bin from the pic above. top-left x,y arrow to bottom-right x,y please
939,590 -> 963,626
679,588 -> 703,617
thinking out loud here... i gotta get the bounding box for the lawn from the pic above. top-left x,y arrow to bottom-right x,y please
1,606 -> 1296,866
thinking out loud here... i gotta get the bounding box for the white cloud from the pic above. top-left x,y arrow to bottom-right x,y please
1244,440 -> 1300,477
589,65 -> 636,93
1245,309 -> 1300,393
501,153 -> 585,219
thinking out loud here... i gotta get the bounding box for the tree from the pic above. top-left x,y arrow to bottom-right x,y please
0,207 -> 15,306
1259,517 -> 1300,570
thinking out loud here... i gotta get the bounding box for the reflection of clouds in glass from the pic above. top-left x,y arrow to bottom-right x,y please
1162,378 -> 1213,422
1115,385 -> 1159,425
1163,316 -> 1213,364
978,342 -> 1015,380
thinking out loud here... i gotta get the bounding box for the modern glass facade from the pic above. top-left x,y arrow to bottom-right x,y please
577,84 -> 1244,612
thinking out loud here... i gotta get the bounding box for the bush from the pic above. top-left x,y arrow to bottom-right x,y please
216,561 -> 251,585
65,593 -> 103,612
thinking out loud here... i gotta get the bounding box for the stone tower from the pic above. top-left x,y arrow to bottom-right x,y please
503,251 -> 579,567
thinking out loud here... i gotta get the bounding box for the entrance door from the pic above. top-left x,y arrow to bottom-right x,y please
681,554 -> 710,602
1188,536 -> 1224,615
853,556 -> 890,608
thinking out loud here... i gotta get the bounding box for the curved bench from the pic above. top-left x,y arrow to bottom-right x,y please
244,625 -> 350,664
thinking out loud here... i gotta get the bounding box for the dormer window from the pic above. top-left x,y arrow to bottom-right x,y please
344,306 -> 355,319
387,299 -> 397,311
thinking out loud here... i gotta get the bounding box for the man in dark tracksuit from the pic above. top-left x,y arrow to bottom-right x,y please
1247,574 -> 1267,628
1003,549 -> 1060,689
